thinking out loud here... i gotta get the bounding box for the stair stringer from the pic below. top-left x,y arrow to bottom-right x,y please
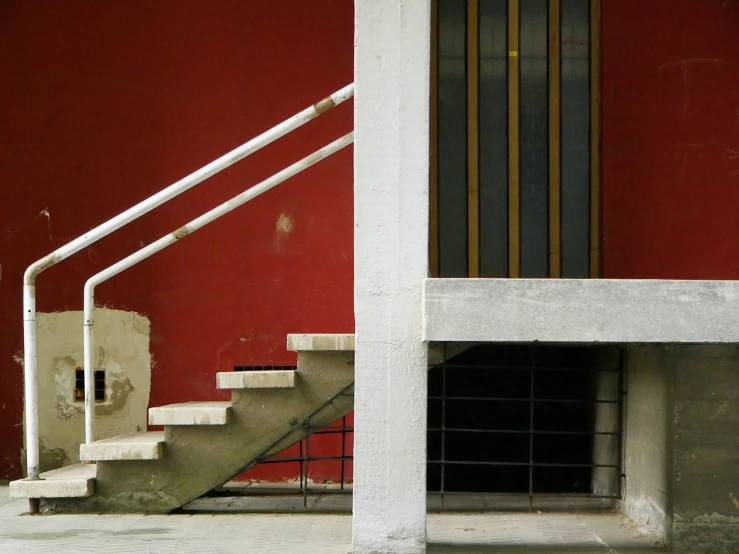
43,350 -> 354,514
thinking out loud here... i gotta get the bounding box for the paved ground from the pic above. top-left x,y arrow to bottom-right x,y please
0,486 -> 667,553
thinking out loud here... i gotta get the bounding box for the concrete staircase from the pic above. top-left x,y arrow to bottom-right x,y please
10,334 -> 355,513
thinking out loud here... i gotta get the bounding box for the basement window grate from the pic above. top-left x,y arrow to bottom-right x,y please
233,365 -> 298,372
426,344 -> 625,509
74,368 -> 106,403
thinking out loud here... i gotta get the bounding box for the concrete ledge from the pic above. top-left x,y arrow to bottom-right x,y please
424,278 -> 739,343
149,402 -> 231,426
80,432 -> 165,461
287,334 -> 355,352
216,370 -> 296,390
9,464 -> 96,499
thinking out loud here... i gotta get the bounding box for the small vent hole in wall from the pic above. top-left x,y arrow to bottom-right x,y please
233,365 -> 297,372
74,368 -> 106,403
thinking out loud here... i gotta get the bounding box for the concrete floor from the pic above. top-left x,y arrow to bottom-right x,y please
0,485 -> 667,553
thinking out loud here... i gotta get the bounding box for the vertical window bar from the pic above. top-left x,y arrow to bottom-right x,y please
430,0 -> 440,278
529,349 -> 536,508
508,0 -> 521,278
467,0 -> 480,277
441,361 -> 448,507
548,0 -> 561,278
590,0 -> 601,277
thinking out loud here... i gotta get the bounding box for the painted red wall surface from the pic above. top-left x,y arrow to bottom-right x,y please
3,0 -> 739,484
0,1 -> 354,480
601,0 -> 739,279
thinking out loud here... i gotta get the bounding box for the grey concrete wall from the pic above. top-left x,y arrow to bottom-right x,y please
670,345 -> 739,554
622,344 -> 739,554
622,345 -> 672,541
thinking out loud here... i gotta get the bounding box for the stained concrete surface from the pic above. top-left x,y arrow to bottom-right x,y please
27,309 -> 152,474
623,344 -> 739,554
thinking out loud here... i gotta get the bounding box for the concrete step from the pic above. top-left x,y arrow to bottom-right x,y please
149,401 -> 231,426
9,463 -> 96,499
287,333 -> 355,352
80,431 -> 165,462
216,370 -> 296,390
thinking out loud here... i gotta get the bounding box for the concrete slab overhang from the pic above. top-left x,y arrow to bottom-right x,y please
423,278 -> 739,343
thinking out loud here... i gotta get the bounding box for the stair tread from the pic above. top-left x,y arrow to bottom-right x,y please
287,333 -> 355,352
151,401 -> 231,409
149,401 -> 231,426
217,370 -> 296,390
80,432 -> 165,461
9,463 -> 96,499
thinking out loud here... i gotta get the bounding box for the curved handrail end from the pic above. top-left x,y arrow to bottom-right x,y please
24,253 -> 60,286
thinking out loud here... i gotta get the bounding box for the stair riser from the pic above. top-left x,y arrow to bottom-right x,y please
149,406 -> 231,426
216,371 -> 296,390
10,479 -> 95,499
80,443 -> 164,462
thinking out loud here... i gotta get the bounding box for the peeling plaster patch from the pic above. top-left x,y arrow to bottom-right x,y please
39,443 -> 67,473
12,352 -> 23,367
96,370 -> 135,417
52,357 -> 78,420
20,443 -> 69,475
276,213 -> 293,234
273,213 -> 293,251
51,353 -> 136,420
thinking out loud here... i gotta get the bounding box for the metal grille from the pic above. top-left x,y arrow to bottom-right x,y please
233,365 -> 298,372
427,344 -> 623,509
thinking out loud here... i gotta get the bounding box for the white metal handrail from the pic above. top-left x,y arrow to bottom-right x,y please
82,131 -> 353,447
22,84 -> 354,480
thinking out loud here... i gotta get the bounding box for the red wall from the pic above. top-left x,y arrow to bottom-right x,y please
3,0 -> 739,483
0,1 -> 354,480
601,0 -> 739,279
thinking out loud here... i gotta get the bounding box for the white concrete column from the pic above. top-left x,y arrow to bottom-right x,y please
353,1 -> 430,553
